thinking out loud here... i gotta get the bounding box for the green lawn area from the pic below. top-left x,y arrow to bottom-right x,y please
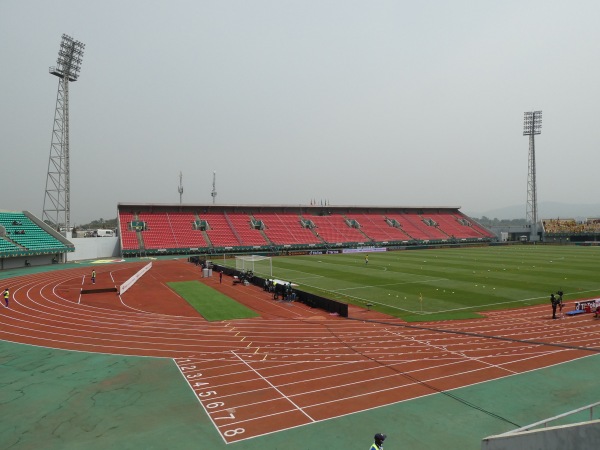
227,245 -> 600,321
167,281 -> 259,321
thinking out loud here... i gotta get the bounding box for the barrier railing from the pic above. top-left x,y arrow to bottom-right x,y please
499,401 -> 600,435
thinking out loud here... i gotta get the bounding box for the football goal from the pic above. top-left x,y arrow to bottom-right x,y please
235,255 -> 272,277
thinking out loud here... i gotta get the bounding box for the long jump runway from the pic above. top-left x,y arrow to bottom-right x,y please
1,260 -> 600,444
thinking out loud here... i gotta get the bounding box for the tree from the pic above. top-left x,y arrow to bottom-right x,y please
80,217 -> 118,229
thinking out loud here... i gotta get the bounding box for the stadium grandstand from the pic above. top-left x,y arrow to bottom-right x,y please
0,210 -> 74,269
117,203 -> 495,257
6,204 -> 600,266
542,218 -> 600,243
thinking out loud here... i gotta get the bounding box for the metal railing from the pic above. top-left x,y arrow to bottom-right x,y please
499,401 -> 600,435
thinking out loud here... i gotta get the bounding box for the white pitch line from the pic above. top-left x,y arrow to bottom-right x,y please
273,267 -> 326,278
231,351 -> 315,422
290,275 -> 326,281
333,278 -> 448,292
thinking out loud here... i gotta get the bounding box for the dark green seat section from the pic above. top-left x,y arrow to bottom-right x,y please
0,238 -> 21,252
0,212 -> 69,252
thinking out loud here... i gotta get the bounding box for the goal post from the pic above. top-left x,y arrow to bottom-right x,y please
234,255 -> 272,277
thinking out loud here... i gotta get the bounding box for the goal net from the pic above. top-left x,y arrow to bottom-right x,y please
235,255 -> 272,277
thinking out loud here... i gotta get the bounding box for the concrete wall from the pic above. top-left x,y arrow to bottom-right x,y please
0,255 -> 57,270
482,420 -> 600,450
1,238 -> 119,269
66,237 -> 120,261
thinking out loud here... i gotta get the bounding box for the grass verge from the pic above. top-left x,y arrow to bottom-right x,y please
167,281 -> 259,321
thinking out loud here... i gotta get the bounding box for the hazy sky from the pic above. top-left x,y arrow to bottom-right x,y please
2,1 -> 600,225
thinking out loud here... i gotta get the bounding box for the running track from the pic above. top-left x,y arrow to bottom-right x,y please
1,260 -> 599,444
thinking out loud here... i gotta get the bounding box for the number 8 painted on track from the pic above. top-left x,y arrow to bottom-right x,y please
224,428 -> 245,437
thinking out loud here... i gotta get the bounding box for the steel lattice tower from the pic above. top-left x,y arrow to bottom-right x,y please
523,110 -> 542,242
42,34 -> 85,235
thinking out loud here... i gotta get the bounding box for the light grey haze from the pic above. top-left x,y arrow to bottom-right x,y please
2,1 -> 600,225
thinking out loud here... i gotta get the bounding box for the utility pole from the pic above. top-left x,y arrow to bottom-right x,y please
178,171 -> 183,205
211,171 -> 217,204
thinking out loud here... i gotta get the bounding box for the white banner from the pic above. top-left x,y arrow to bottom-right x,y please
119,262 -> 152,295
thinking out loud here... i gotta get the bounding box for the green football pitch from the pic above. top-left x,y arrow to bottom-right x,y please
226,245 -> 600,321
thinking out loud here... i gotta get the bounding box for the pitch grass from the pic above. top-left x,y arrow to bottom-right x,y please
167,281 -> 259,321
232,245 -> 600,322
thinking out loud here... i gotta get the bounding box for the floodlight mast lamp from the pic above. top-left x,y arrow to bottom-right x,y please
42,34 -> 85,236
523,110 -> 542,242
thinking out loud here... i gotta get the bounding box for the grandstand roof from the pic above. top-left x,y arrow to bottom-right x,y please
117,202 -> 463,211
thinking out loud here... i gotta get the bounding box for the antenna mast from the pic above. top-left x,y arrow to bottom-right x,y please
178,171 -> 183,205
211,171 -> 217,204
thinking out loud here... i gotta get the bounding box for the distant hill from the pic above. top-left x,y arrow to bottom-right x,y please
464,202 -> 600,221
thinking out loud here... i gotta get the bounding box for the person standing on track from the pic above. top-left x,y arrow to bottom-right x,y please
219,271 -> 223,283
550,293 -> 557,319
370,433 -> 386,450
557,290 -> 564,317
91,269 -> 96,285
3,288 -> 9,307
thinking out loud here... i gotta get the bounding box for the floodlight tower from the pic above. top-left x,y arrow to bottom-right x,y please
178,171 -> 184,205
42,34 -> 85,236
523,110 -> 542,242
211,171 -> 217,204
